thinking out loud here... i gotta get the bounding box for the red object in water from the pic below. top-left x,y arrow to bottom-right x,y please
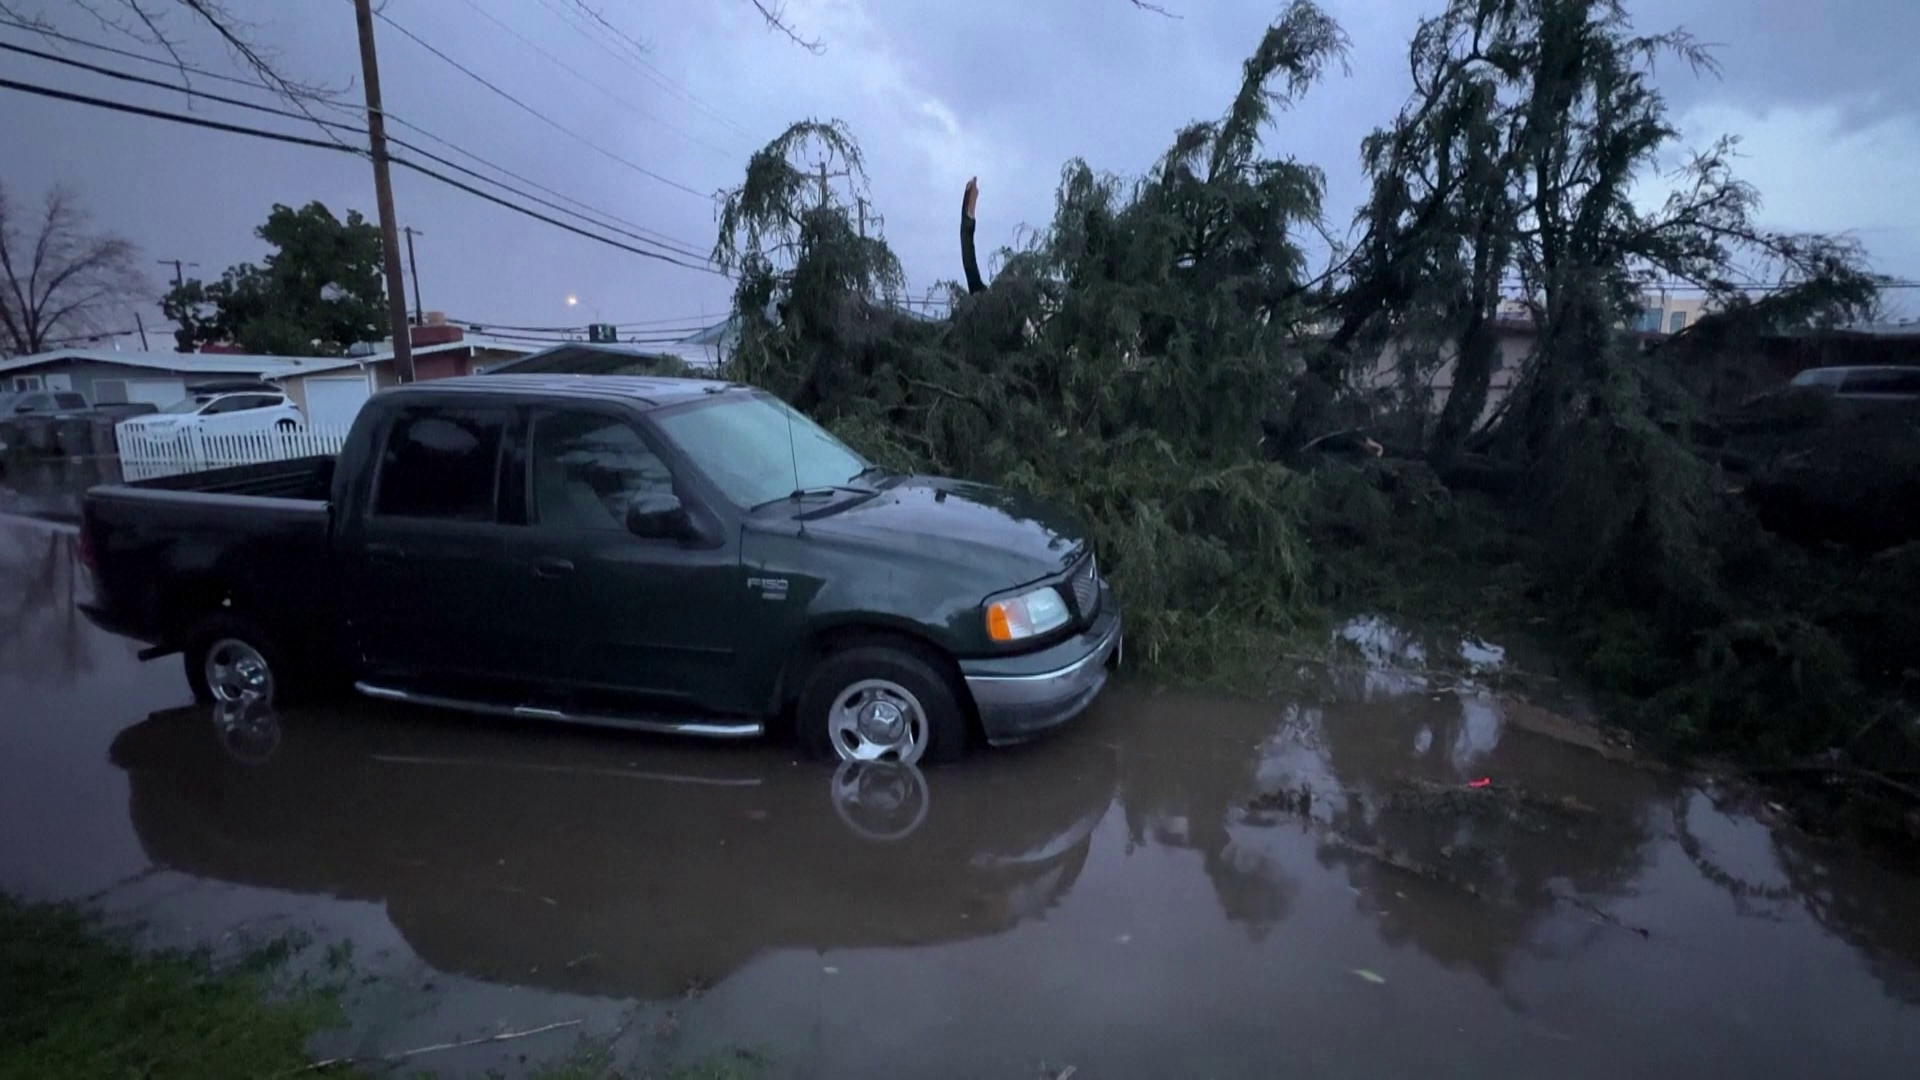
1468,778 -> 1492,789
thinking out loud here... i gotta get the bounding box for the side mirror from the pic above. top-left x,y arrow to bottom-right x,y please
626,491 -> 691,539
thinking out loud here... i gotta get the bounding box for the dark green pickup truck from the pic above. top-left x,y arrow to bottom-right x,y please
79,375 -> 1122,764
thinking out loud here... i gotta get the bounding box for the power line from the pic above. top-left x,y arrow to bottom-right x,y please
382,114 -> 710,255
0,33 -> 714,262
372,6 -> 715,202
530,0 -> 754,142
0,75 -> 727,275
451,316 -> 720,333
453,0 -> 737,160
0,74 -> 357,152
389,154 -> 725,274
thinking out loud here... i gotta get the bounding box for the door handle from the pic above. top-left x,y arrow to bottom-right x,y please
364,541 -> 406,563
532,556 -> 575,578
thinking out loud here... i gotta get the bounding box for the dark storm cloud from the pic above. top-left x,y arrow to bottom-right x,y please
1,0 -> 1913,340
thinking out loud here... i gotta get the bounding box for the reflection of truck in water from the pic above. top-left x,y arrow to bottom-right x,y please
108,701 -> 1118,999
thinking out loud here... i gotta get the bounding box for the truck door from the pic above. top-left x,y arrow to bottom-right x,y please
504,405 -> 740,710
346,402 -> 534,689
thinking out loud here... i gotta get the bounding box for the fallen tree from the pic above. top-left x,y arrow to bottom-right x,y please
708,0 -> 1916,774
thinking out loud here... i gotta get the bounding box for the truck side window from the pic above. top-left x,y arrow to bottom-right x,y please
373,407 -> 509,522
529,409 -> 674,531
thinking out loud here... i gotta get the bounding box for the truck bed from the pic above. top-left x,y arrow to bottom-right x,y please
121,456 -> 336,501
81,456 -> 337,651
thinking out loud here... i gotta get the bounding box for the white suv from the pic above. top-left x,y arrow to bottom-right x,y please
119,387 -> 306,440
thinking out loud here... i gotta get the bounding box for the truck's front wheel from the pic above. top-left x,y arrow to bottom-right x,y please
797,644 -> 969,766
183,615 -> 289,708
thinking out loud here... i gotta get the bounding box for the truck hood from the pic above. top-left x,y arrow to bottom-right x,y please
804,476 -> 1087,585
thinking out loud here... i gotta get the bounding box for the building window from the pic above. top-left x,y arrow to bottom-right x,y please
1633,308 -> 1660,332
10,375 -> 44,391
1669,310 -> 1688,333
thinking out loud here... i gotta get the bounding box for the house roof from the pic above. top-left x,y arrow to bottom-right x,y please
480,342 -> 697,376
0,348 -> 309,377
272,336 -> 539,378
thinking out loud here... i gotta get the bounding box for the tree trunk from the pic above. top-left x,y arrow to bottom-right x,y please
960,178 -> 986,294
1432,311 -> 1495,466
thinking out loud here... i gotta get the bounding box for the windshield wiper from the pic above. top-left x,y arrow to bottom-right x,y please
848,464 -> 899,484
750,485 -> 874,512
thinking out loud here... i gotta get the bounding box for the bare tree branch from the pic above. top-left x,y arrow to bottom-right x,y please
0,182 -> 145,356
744,0 -> 823,53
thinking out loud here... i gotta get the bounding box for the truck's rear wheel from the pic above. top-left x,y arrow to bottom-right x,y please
183,614 -> 288,708
797,644 -> 969,766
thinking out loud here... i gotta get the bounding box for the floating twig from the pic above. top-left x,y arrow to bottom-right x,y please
295,1019 -> 583,1072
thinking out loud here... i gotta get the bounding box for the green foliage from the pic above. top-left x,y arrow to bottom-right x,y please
0,895 -> 344,1079
162,201 -> 388,355
715,0 -> 1910,768
713,5 -> 1347,667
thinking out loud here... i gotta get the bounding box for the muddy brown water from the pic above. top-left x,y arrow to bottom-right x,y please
3,517 -> 1919,1078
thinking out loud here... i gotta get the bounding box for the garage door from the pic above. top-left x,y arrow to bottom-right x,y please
124,379 -> 187,406
304,375 -> 372,429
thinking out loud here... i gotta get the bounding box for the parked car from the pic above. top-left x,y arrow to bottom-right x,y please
79,375 -> 1123,765
1,388 -> 91,416
0,389 -> 156,460
1786,364 -> 1920,401
0,388 -> 156,422
116,383 -> 305,441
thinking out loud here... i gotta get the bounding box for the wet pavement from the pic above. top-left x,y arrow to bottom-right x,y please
3,515 -> 1919,1077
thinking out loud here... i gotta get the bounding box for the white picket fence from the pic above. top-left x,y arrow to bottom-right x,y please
115,424 -> 351,481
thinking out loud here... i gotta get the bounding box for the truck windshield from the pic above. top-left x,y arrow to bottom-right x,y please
656,393 -> 869,509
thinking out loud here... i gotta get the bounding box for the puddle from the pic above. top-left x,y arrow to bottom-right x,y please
4,522 -> 1920,1076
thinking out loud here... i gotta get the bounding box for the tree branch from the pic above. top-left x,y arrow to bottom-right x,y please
744,0 -> 823,53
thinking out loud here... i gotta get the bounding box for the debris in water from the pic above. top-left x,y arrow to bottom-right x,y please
1246,785 -> 1314,815
1352,968 -> 1388,984
1554,893 -> 1652,938
1469,777 -> 1492,789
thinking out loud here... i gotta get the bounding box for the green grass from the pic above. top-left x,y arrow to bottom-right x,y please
0,894 -> 346,1079
3,894 -> 775,1080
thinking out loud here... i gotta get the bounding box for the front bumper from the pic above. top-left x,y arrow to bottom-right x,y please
961,595 -> 1122,747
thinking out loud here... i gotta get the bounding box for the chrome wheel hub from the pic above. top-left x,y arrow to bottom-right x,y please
205,638 -> 274,704
827,679 -> 928,764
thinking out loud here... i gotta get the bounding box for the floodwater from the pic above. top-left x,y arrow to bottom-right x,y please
3,516 -> 1919,1078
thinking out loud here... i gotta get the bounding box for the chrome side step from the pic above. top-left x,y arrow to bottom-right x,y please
353,682 -> 764,739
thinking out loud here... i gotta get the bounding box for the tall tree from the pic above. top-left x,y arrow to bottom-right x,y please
0,181 -> 143,357
162,201 -> 387,356
1340,0 -> 1880,462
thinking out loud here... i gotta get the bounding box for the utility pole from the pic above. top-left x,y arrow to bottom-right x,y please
156,259 -> 198,288
855,196 -> 883,239
353,0 -> 415,383
814,160 -> 851,210
134,311 -> 150,350
402,226 -> 425,325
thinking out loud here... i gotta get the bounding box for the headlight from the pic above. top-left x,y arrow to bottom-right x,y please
985,586 -> 1070,642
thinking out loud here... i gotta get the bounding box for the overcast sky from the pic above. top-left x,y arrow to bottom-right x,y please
2,0 -> 1916,345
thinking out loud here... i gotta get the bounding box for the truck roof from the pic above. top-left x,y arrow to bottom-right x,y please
379,373 -> 746,411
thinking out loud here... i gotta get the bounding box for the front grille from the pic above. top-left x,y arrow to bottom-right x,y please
1070,553 -> 1100,621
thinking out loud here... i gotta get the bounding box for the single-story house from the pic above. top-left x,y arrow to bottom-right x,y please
270,329 -> 538,428
0,347 -> 308,408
